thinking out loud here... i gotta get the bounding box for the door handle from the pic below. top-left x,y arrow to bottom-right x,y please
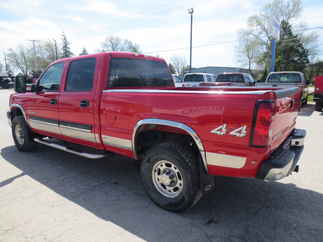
80,100 -> 89,107
50,99 -> 57,105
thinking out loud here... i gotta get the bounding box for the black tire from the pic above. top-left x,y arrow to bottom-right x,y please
140,142 -> 200,212
315,102 -> 322,112
12,116 -> 37,152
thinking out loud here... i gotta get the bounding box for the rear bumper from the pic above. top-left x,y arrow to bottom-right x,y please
257,129 -> 306,181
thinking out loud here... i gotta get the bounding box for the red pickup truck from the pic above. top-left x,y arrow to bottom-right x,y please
314,76 -> 323,111
8,52 -> 306,212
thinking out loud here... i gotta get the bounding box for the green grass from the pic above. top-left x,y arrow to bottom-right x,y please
308,93 -> 314,103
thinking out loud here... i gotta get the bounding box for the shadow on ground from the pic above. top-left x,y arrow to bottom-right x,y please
1,145 -> 323,242
299,104 -> 315,116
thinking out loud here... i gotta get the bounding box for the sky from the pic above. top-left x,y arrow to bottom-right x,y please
0,0 -> 322,68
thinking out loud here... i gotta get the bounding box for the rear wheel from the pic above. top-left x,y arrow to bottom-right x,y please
140,142 -> 200,212
12,116 -> 37,152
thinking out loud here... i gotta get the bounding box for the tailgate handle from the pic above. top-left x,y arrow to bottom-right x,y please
80,100 -> 90,107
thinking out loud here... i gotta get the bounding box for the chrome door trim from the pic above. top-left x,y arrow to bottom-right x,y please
132,118 -> 208,172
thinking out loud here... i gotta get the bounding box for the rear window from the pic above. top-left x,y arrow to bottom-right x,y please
184,74 -> 204,83
108,58 -> 173,88
267,73 -> 301,83
216,74 -> 244,83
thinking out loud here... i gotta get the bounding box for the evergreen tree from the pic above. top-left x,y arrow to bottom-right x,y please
276,20 -> 309,72
61,32 -> 73,58
79,48 -> 88,56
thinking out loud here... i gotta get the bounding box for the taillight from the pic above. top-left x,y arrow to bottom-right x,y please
250,101 -> 275,147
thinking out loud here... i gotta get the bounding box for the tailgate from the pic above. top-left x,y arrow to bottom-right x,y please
269,87 -> 300,152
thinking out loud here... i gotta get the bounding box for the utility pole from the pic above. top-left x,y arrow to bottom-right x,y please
28,39 -> 39,71
188,8 -> 194,72
53,39 -> 58,60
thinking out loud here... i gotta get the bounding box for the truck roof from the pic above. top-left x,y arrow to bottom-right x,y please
268,71 -> 303,75
184,73 -> 214,76
52,52 -> 166,65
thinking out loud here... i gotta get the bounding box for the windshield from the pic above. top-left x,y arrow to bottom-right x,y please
184,74 -> 204,83
216,74 -> 244,83
108,58 -> 173,88
267,73 -> 302,83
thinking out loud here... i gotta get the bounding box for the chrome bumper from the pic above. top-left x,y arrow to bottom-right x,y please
257,129 -> 306,181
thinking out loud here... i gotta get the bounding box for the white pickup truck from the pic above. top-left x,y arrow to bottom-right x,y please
259,71 -> 310,105
180,73 -> 216,87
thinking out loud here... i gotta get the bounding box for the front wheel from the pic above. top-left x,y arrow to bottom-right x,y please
12,116 -> 37,152
140,142 -> 200,212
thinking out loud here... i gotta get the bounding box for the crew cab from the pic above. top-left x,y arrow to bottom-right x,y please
314,76 -> 323,111
181,72 -> 215,87
8,52 -> 306,212
260,71 -> 309,105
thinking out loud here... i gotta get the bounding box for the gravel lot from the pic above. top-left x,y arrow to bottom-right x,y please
1,89 -> 323,242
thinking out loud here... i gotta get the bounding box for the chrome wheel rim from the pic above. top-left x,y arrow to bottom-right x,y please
15,123 -> 24,145
152,160 -> 184,198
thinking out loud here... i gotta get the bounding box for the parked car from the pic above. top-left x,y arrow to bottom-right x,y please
314,76 -> 323,111
260,71 -> 309,105
8,52 -> 306,212
182,73 -> 216,87
215,72 -> 256,86
0,73 -> 13,89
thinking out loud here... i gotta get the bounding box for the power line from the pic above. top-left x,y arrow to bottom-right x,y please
144,40 -> 234,54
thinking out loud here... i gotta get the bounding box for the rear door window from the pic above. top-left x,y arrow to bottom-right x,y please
65,58 -> 96,92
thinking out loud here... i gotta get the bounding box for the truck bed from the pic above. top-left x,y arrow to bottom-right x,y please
100,86 -> 301,178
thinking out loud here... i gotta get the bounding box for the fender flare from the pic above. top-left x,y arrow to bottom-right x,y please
132,118 -> 208,172
10,104 -> 27,121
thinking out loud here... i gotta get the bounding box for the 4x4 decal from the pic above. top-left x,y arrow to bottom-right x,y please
211,124 -> 247,137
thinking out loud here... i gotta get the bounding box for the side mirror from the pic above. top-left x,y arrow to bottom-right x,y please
30,84 -> 37,92
14,77 -> 26,93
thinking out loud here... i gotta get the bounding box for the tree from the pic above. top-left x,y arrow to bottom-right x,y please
101,36 -> 141,53
236,30 -> 263,73
276,20 -> 309,72
79,48 -> 88,56
61,32 -> 73,58
168,63 -> 176,74
238,0 -> 318,71
170,56 -> 188,75
6,45 -> 32,77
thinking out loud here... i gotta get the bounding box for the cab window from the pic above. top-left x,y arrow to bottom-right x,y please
65,58 -> 96,92
38,62 -> 64,92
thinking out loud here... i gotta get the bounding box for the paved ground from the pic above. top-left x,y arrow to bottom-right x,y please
0,89 -> 323,242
